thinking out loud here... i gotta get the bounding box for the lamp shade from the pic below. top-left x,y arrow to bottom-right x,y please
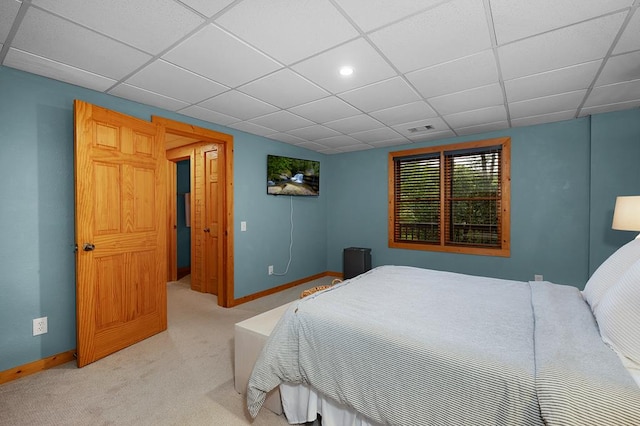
612,196 -> 640,231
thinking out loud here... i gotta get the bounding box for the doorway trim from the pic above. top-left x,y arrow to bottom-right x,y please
153,116 -> 234,308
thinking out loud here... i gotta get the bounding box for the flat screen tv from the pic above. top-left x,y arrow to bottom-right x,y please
267,154 -> 320,196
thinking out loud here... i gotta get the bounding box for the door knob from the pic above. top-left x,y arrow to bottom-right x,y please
203,228 -> 210,233
83,243 -> 96,251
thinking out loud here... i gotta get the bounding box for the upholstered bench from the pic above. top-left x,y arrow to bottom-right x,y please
234,302 -> 293,415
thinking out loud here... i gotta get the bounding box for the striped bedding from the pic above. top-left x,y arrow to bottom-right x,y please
247,265 -> 640,425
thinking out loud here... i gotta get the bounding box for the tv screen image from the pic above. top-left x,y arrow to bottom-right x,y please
267,155 -> 320,196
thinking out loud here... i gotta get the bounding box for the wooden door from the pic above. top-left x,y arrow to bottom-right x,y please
74,100 -> 167,367
204,147 -> 224,296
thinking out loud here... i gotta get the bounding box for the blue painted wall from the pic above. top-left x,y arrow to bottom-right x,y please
326,118 -> 593,287
0,65 -> 638,373
0,66 -> 326,372
176,160 -> 190,269
589,109 -> 640,273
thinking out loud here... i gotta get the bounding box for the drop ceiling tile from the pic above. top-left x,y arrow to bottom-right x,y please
289,96 -> 360,123
249,110 -> 314,132
163,24 -> 281,88
315,135 -> 362,148
504,61 -> 601,103
511,110 -> 576,128
349,127 -> 404,143
318,147 -> 342,155
339,77 -> 421,112
4,48 -> 117,92
228,121 -> 276,137
238,69 -> 329,109
178,105 -> 239,126
391,117 -> 450,137
292,38 -> 397,94
596,51 -> 640,86
498,13 -> 626,80
509,90 -> 586,119
12,8 -> 151,80
490,0 -> 633,45
333,0 -> 445,32
323,114 -> 384,134
406,129 -> 456,142
294,141 -> 332,152
583,79 -> 640,108
444,105 -> 507,129
336,143 -> 375,153
109,84 -> 190,111
406,50 -> 499,99
613,8 -> 640,54
455,121 -> 509,136
267,133 -> 309,145
369,0 -> 492,73
287,125 -> 341,141
579,99 -> 640,116
428,83 -> 504,116
179,0 -> 236,18
1,0 -> 21,43
125,60 -> 228,104
368,138 -> 412,148
199,90 -> 278,120
215,0 -> 358,65
370,101 -> 437,126
32,0 -> 204,55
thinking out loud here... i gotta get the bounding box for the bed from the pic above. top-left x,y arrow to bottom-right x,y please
247,240 -> 640,425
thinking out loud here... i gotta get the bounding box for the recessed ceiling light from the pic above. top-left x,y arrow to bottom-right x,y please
339,66 -> 354,76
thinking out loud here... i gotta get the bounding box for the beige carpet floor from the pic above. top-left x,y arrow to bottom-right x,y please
0,275 -> 334,425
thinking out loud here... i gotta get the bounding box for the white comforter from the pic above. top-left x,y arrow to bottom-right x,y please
247,265 -> 640,425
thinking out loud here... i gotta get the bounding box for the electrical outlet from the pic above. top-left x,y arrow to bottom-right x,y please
534,274 -> 543,282
33,317 -> 48,336
268,265 -> 273,275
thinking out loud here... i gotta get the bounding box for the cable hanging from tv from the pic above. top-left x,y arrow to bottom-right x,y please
272,195 -> 294,276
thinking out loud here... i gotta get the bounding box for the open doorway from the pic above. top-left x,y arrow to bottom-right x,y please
156,116 -> 234,308
176,159 -> 191,280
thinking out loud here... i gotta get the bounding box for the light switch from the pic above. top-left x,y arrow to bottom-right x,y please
241,221 -> 247,232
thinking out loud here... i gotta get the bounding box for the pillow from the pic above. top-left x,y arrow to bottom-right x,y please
582,238 -> 640,310
594,257 -> 640,365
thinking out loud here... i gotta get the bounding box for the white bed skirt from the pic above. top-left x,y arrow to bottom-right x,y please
280,383 -> 382,426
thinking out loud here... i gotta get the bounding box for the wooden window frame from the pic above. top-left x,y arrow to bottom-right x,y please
388,137 -> 511,257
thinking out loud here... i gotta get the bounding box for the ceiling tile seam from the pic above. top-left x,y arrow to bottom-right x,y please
176,103 -> 244,125
211,14 -> 362,76
483,0 -> 511,128
0,0 -> 31,65
575,4 -> 639,118
106,82 -> 197,107
335,29 -> 454,137
331,0 -> 454,37
14,3 -> 213,94
24,3 -> 167,57
324,1 -> 462,139
6,46 -> 119,84
103,21 -> 245,94
492,7 -> 636,49
173,0 -> 244,21
236,72 -> 331,105
511,109 -> 578,123
169,0 -> 208,20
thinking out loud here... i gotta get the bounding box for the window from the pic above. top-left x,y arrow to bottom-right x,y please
388,137 -> 510,256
